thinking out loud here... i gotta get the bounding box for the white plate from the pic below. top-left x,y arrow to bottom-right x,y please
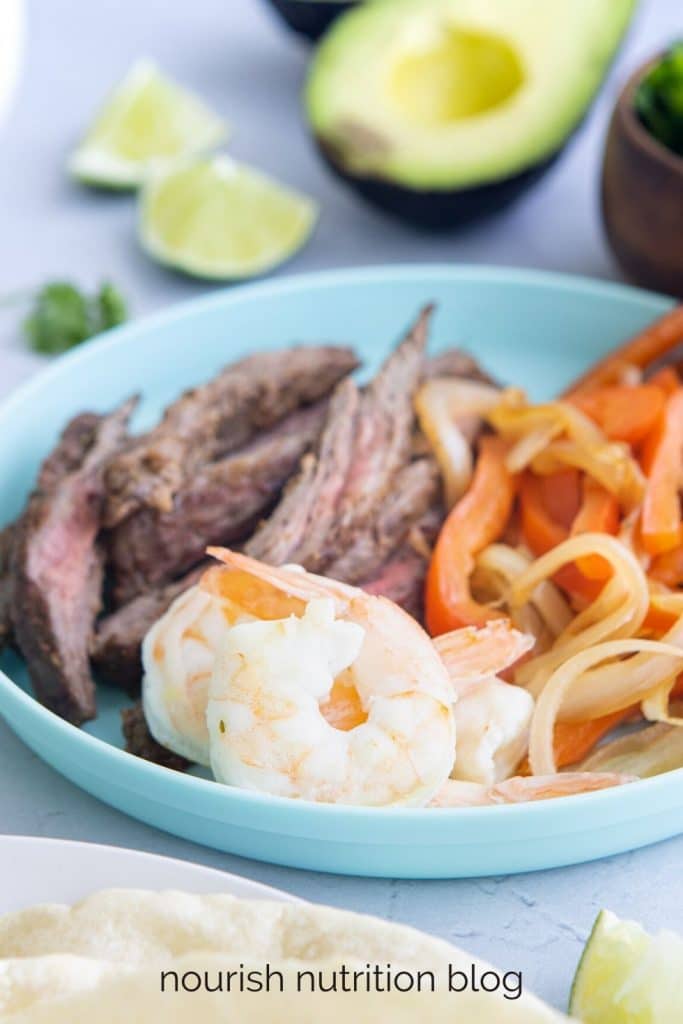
0,835 -> 295,914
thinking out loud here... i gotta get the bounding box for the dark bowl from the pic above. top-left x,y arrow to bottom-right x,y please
602,56 -> 683,298
264,0 -> 355,40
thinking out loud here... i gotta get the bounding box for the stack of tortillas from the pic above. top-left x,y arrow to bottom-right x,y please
0,890 -> 573,1021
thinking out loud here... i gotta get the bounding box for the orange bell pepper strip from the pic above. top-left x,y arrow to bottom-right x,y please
425,436 -> 516,635
553,710 -> 636,768
519,472 -> 568,553
570,477 -> 620,579
641,600 -> 681,636
650,543 -> 683,588
519,472 -> 602,602
565,305 -> 683,396
569,385 -> 665,446
648,365 -> 681,396
640,389 -> 683,556
539,468 -> 581,529
518,707 -> 637,774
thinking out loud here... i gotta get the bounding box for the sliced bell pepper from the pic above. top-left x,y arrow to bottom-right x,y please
570,385 -> 665,446
640,389 -> 683,555
570,477 -> 620,579
650,543 -> 683,588
519,472 -> 568,553
518,707 -> 637,774
648,365 -> 681,396
565,305 -> 683,395
519,472 -> 602,602
425,436 -> 516,634
552,709 -> 635,768
539,468 -> 581,529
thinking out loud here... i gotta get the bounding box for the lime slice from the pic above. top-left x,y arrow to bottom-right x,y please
138,156 -> 318,279
68,60 -> 227,189
570,909 -> 683,1023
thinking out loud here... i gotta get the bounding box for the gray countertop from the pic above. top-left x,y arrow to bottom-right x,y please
1,0 -> 681,1012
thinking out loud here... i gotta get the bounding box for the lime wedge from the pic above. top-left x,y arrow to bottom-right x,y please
570,909 -> 683,1023
69,60 -> 227,189
138,156 -> 318,279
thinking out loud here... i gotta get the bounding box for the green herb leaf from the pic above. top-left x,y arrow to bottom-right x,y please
635,41 -> 683,156
95,282 -> 127,332
24,283 -> 91,354
23,280 -> 128,355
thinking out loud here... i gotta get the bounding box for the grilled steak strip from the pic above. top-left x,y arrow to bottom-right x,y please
247,307 -> 430,572
92,564 -> 207,695
359,506 -> 444,620
246,379 -> 359,569
1,414 -> 111,654
360,546 -> 430,621
103,346 -> 358,526
37,413 -> 105,491
326,457 -> 440,584
108,401 -> 328,606
122,702 -> 190,772
424,348 -> 497,386
330,306 -> 431,553
11,399 -> 137,725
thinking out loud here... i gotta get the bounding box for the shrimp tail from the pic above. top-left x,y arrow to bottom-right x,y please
206,547 -> 358,608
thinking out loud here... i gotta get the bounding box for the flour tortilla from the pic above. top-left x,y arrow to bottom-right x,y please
0,891 -> 572,1021
0,956 -> 126,1015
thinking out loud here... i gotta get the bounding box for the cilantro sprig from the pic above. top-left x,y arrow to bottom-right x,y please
21,281 -> 128,355
635,42 -> 683,157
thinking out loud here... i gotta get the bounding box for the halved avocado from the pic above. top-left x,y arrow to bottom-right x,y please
265,0 -> 356,41
306,0 -> 636,227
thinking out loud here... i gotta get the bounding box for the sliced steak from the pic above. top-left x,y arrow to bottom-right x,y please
121,702 -> 191,772
92,564 -> 206,695
425,348 -> 497,386
37,413 -> 105,491
326,457 -> 440,584
246,378 -> 359,568
330,306 -> 431,552
103,346 -> 358,526
360,546 -> 429,621
0,524 -> 16,651
247,307 -> 430,573
1,415 -> 109,654
108,402 -> 328,605
12,399 -> 136,724
358,505 -> 444,620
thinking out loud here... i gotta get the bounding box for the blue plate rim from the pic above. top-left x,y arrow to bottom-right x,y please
0,262 -> 673,425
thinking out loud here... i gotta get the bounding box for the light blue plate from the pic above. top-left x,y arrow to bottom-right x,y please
1,265 -> 680,878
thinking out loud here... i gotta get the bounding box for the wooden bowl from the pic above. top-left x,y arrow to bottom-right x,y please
602,56 -> 683,298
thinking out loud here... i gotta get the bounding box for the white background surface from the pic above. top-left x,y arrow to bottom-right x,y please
0,0 -> 681,1011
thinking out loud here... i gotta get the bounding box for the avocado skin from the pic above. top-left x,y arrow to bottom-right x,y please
315,136 -> 562,230
266,0 -> 354,40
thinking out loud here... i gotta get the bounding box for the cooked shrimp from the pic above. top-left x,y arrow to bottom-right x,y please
429,780 -> 493,807
205,549 -> 456,806
142,584 -> 254,765
433,619 -> 534,698
141,557 -> 322,765
491,772 -> 636,802
451,679 -> 534,786
432,621 -> 535,786
431,772 -> 634,807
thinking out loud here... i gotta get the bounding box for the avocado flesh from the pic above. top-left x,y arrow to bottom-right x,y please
266,0 -> 356,41
306,0 -> 636,222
